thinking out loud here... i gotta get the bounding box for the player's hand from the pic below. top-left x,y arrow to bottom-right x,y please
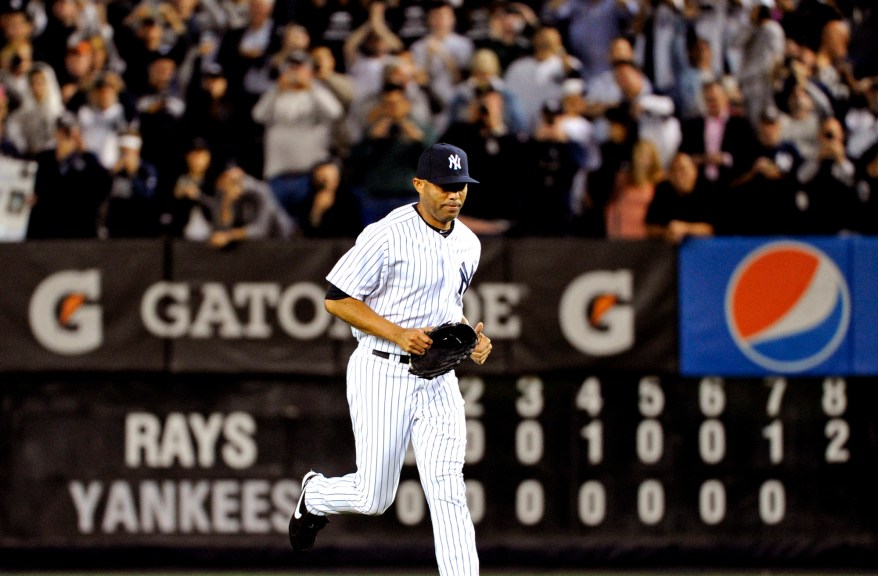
470,322 -> 492,365
397,327 -> 434,356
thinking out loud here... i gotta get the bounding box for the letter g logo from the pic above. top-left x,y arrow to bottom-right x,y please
29,269 -> 103,355
559,270 -> 634,356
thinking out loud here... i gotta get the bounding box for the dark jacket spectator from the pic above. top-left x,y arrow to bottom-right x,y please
26,113 -> 110,238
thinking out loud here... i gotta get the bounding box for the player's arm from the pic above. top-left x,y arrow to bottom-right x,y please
325,284 -> 433,355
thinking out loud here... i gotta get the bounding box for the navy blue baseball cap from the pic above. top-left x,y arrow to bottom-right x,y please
416,143 -> 479,185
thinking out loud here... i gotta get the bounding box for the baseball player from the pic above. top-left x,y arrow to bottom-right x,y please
289,142 -> 492,576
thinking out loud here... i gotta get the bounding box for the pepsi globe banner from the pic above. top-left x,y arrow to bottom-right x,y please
678,237 -> 873,376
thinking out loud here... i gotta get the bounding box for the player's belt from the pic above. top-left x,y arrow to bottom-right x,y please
372,349 -> 411,364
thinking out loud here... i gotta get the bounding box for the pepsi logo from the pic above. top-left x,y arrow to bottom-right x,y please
724,241 -> 850,373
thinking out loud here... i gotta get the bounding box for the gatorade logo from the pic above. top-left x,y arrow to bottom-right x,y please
559,270 -> 634,356
724,241 -> 850,373
29,269 -> 103,355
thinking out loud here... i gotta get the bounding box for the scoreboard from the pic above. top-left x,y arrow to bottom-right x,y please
3,374 -> 878,567
401,374 -> 878,562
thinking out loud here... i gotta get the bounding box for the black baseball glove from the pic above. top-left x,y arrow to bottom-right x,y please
409,322 -> 478,380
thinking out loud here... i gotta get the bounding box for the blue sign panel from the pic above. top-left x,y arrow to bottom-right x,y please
680,238 -> 854,376
851,237 -> 878,374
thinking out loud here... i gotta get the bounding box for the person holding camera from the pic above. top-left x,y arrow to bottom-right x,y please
348,80 -> 435,225
797,116 -> 859,234
251,50 -> 344,227
440,79 -> 528,236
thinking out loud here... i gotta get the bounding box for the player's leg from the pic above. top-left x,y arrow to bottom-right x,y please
305,347 -> 414,516
411,373 -> 479,576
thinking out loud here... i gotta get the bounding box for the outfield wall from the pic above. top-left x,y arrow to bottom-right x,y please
2,237 -> 877,568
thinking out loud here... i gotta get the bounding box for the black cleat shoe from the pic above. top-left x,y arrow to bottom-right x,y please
289,471 -> 328,552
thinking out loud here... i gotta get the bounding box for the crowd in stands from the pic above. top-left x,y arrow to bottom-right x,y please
1,0 -> 876,243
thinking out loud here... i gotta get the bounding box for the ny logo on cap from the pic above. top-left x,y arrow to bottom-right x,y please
448,154 -> 462,171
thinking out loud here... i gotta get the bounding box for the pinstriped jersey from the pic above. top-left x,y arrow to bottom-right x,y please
326,203 -> 481,354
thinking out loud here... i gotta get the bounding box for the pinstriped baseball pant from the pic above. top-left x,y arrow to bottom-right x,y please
305,346 -> 479,575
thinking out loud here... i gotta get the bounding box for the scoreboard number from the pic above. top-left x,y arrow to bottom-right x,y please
822,377 -> 850,463
446,374 -> 866,540
699,479 -> 727,525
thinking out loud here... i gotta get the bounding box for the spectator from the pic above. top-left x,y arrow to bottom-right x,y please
576,105 -> 638,238
0,10 -> 34,68
679,79 -> 756,189
814,18 -> 856,120
311,44 -> 355,155
300,159 -> 361,238
117,3 -> 189,97
383,0 -> 430,48
0,9 -> 35,108
448,47 -> 527,137
32,0 -> 82,77
638,0 -> 689,98
181,61 -> 238,169
201,164 -> 294,248
409,0 -> 474,133
311,44 -> 354,115
441,79 -> 528,236
675,36 -> 717,121
846,77 -> 878,161
781,0 -> 843,56
295,0 -> 369,73
0,85 -> 22,157
26,112 -> 110,239
251,50 -> 344,226
0,39 -> 34,113
162,0 -> 220,49
540,0 -> 638,82
584,36 -> 653,118
472,2 -> 536,73
556,78 -> 600,221
215,0 -> 281,173
7,0 -> 868,241
798,115 -> 859,234
605,139 -> 664,239
6,62 -> 64,157
171,136 -> 216,239
611,59 -> 681,167
776,43 -> 835,116
854,142 -> 878,234
848,1 -> 877,78
343,0 -> 404,121
59,39 -> 100,110
725,106 -> 805,235
503,26 -> 581,132
343,2 -> 403,89
778,81 -> 824,161
348,80 -> 434,225
215,0 -> 252,32
735,1 -> 785,126
691,0 -> 736,78
135,54 -> 187,205
524,98 -> 582,236
348,51 -> 431,145
87,32 -> 126,80
215,0 -> 278,89
646,151 -> 715,243
269,22 -> 311,76
77,72 -> 131,169
104,131 -> 161,237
